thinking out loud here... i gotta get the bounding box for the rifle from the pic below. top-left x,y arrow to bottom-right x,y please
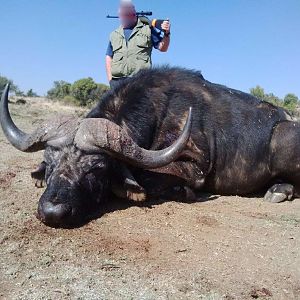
106,11 -> 167,32
106,11 -> 153,18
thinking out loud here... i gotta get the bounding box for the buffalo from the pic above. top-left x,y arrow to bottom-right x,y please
0,66 -> 298,228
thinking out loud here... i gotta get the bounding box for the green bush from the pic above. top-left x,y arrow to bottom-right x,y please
62,95 -> 79,106
15,88 -> 25,97
264,93 -> 282,107
71,77 -> 97,106
26,89 -> 38,97
0,75 -> 18,95
86,83 -> 110,107
250,85 -> 265,100
47,81 -> 71,99
90,83 -> 110,101
250,86 -> 299,114
47,78 -> 109,106
283,93 -> 298,112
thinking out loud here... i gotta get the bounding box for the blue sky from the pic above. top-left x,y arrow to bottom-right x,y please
0,0 -> 299,97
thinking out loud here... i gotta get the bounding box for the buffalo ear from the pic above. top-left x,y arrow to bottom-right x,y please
31,162 -> 46,188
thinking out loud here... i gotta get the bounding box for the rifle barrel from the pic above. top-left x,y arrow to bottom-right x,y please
106,11 -> 153,19
137,11 -> 152,16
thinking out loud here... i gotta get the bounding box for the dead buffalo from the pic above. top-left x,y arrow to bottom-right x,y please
0,67 -> 298,228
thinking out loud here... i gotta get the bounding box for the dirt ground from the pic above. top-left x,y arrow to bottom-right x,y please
0,98 -> 300,300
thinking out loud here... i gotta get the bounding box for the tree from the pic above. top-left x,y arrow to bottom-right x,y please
15,87 -> 25,97
47,78 -> 109,106
71,77 -> 97,105
264,93 -> 282,107
0,75 -> 18,95
249,86 -> 299,113
47,80 -> 71,99
250,85 -> 265,100
27,89 -> 38,97
89,83 -> 110,102
250,86 -> 285,107
283,93 -> 298,111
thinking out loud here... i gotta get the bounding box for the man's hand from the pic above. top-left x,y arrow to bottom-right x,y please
161,19 -> 171,34
158,19 -> 171,52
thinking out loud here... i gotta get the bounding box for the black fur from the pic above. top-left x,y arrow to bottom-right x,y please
33,66 -> 299,227
87,66 -> 292,195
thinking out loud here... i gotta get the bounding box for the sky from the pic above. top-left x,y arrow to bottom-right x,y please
0,0 -> 299,98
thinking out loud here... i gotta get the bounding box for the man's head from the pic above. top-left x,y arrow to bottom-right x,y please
118,0 -> 137,28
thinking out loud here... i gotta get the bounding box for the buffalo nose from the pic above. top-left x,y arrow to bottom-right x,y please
39,202 -> 72,225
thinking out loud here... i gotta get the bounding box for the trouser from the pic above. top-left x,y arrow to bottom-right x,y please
109,77 -> 128,89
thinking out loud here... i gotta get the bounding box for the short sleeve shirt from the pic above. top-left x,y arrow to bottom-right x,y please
106,27 -> 163,57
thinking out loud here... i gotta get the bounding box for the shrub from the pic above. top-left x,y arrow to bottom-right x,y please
47,78 -> 109,106
250,86 -> 299,114
250,85 -> 265,100
62,95 -> 80,106
283,93 -> 298,112
0,75 -> 18,95
90,83 -> 110,102
47,81 -> 71,99
15,88 -> 25,97
27,89 -> 38,97
264,93 -> 282,107
70,77 -> 97,106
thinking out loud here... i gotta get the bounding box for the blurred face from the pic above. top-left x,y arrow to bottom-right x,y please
36,146 -> 110,228
118,4 -> 137,28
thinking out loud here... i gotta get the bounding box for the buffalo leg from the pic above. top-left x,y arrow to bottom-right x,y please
264,183 -> 294,203
270,121 -> 300,202
111,164 -> 146,202
149,161 -> 206,190
31,162 -> 46,188
135,161 -> 207,201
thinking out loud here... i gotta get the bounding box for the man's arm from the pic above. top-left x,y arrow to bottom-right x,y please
158,35 -> 170,52
106,55 -> 113,82
105,42 -> 114,82
158,20 -> 171,53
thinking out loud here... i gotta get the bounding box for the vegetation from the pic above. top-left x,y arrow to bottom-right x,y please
0,75 -> 18,95
71,78 -> 97,106
250,85 -> 299,115
0,75 -> 38,97
2,74 -> 299,113
47,81 -> 71,99
26,89 -> 39,97
15,89 -> 26,97
283,93 -> 299,112
47,78 -> 109,107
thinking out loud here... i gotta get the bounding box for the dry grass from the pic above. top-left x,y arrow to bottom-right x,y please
0,98 -> 300,299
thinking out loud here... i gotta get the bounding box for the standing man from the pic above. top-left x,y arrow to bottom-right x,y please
106,0 -> 171,88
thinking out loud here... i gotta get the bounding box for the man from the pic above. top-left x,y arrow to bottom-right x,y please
106,0 -> 171,88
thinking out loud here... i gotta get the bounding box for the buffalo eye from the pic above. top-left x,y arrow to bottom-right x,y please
80,163 -> 106,192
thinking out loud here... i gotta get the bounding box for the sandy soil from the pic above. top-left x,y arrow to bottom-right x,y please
0,98 -> 299,300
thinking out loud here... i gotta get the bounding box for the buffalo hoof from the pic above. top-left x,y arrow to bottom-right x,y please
34,179 -> 45,188
264,184 -> 294,203
31,162 -> 46,188
127,190 -> 146,202
124,177 -> 145,193
125,178 -> 146,201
